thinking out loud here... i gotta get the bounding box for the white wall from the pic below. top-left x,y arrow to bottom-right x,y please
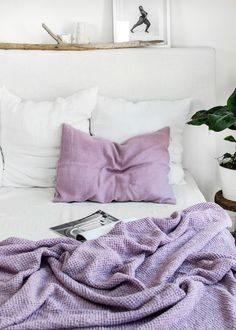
171,0 -> 236,104
0,0 -> 235,103
0,0 -> 113,44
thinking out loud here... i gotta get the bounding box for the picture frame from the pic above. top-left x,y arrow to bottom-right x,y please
112,0 -> 171,47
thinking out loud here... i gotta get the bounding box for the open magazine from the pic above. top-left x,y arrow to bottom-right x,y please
50,210 -> 120,242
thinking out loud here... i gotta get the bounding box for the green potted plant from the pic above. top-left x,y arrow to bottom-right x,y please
188,89 -> 236,201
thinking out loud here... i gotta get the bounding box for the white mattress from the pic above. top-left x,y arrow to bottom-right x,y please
0,171 -> 205,241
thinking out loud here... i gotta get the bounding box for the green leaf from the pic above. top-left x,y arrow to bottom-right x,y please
224,135 -> 236,143
227,89 -> 236,113
233,154 -> 236,166
190,106 -> 224,120
188,106 -> 226,127
207,106 -> 225,115
208,113 -> 236,132
191,110 -> 208,120
222,153 -> 233,159
188,93 -> 236,131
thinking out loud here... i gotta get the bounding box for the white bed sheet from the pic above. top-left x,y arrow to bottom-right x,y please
0,171 -> 205,241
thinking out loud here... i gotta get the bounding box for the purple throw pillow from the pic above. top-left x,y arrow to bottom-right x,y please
54,124 -> 176,204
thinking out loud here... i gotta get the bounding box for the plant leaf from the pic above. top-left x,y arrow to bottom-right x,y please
222,153 -> 233,159
227,88 -> 236,113
208,113 -> 236,132
188,106 -> 225,127
191,110 -> 208,120
188,99 -> 236,131
233,153 -> 236,166
207,106 -> 225,115
224,135 -> 236,143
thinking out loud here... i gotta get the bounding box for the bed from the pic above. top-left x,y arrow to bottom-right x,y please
0,48 -> 235,330
0,171 -> 204,241
0,47 -> 216,242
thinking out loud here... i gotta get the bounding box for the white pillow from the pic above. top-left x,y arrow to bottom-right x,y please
0,87 -> 98,187
90,95 -> 191,185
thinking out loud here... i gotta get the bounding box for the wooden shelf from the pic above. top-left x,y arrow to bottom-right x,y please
0,40 -> 163,52
215,190 -> 236,212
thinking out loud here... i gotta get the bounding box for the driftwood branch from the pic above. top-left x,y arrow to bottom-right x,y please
0,40 -> 164,51
42,23 -> 62,44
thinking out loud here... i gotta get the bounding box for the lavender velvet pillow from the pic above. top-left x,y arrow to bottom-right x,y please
54,124 -> 176,204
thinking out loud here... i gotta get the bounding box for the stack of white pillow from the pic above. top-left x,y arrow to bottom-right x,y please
0,87 -> 191,188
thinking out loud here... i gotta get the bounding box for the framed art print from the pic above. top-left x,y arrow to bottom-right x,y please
113,0 -> 171,47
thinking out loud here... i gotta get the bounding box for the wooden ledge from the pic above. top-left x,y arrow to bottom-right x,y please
0,40 -> 164,51
215,190 -> 236,212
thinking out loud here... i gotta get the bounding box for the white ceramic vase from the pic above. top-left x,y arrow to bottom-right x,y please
219,164 -> 236,201
73,22 -> 89,44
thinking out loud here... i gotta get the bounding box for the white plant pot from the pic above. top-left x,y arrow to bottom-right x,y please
219,164 -> 236,201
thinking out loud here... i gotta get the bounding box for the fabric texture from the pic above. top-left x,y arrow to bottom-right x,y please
90,95 -> 192,185
0,203 -> 235,329
0,87 -> 98,187
54,124 -> 175,204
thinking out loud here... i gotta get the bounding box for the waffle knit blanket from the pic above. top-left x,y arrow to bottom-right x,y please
0,203 -> 235,330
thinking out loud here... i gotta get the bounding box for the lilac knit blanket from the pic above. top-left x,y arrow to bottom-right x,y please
0,203 -> 236,330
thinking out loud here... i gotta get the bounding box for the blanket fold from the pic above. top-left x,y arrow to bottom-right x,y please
0,202 -> 235,329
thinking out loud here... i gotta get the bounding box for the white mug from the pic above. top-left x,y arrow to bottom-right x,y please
60,34 -> 72,44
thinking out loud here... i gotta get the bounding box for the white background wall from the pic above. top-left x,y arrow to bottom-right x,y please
171,0 -> 236,105
0,0 -> 236,104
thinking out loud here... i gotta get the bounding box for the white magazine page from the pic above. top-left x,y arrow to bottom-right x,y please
82,217 -> 138,241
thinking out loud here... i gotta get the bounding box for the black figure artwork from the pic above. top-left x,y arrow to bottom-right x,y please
130,6 -> 151,33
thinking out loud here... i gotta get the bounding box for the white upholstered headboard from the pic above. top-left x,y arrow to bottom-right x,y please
0,47 -> 216,200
